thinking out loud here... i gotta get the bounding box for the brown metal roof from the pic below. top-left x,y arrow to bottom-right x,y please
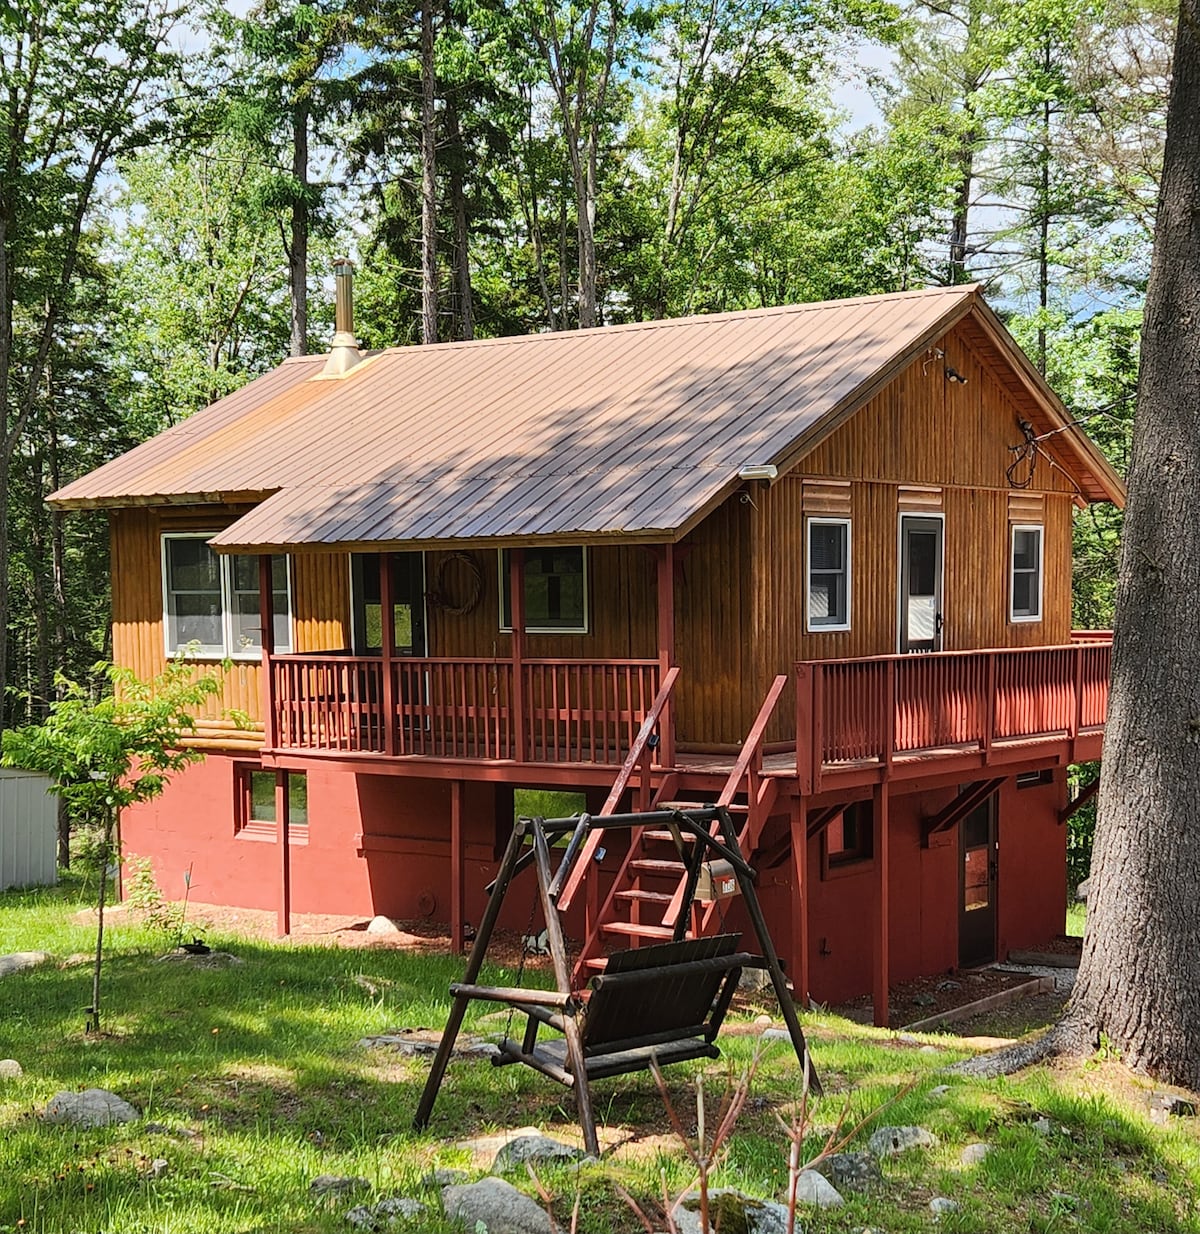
49,286 -> 1125,549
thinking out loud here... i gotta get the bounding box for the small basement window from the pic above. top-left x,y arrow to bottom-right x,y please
807,518 -> 851,631
237,767 -> 308,841
823,801 -> 872,875
499,547 -> 588,633
1010,524 -> 1043,622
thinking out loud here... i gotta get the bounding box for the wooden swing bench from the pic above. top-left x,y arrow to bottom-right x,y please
481,933 -> 752,1083
412,806 -> 819,1155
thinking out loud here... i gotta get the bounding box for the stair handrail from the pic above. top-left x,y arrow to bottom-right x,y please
717,674 -> 789,808
558,666 -> 681,912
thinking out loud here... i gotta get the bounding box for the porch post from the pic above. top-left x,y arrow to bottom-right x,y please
379,553 -> 398,755
450,780 -> 465,953
872,781 -> 890,1028
258,555 -> 277,749
791,796 -> 809,1008
509,549 -> 527,762
276,770 -> 291,937
656,543 -> 676,767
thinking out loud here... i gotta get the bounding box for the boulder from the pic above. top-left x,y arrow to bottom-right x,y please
675,1188 -> 793,1234
810,1151 -> 883,1192
960,1142 -> 991,1165
346,1197 -> 426,1228
793,1170 -> 843,1207
311,1175 -> 371,1197
43,1088 -> 139,1128
0,952 -> 49,977
423,1167 -> 470,1188
442,1177 -> 552,1234
0,1059 -> 23,1079
492,1134 -> 584,1172
868,1125 -> 937,1157
930,1196 -> 960,1215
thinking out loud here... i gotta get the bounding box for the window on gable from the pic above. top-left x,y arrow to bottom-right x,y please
807,518 -> 851,631
1010,524 -> 1043,622
499,547 -> 588,633
163,535 -> 292,658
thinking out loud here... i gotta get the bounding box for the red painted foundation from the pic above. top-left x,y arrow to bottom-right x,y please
123,757 -> 1068,1003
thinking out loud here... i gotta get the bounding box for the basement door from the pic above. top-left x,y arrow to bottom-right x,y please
959,797 -> 998,968
899,515 -> 944,652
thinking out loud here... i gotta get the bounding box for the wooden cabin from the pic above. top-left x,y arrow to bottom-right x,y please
50,280 -> 1124,1023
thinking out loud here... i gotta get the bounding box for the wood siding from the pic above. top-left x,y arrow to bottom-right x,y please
111,506 -> 348,741
110,319 -> 1093,751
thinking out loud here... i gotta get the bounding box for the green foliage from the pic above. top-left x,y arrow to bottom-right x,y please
1067,761 -> 1100,893
123,856 -> 187,940
1,660 -> 224,820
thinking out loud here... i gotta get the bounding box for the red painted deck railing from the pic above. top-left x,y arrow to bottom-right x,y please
795,639 -> 1112,783
270,654 -> 660,764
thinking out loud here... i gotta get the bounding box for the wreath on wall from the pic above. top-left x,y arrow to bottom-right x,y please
427,551 -> 483,617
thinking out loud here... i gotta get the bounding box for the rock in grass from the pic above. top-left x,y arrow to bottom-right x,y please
868,1125 -> 937,1157
311,1175 -> 371,1197
442,1177 -> 553,1234
810,1151 -> 883,1192
793,1170 -> 843,1207
960,1142 -> 991,1165
492,1134 -> 584,1173
0,1059 -> 22,1078
930,1196 -> 960,1215
43,1089 -> 139,1128
346,1197 -> 426,1228
0,952 -> 50,977
675,1188 -> 793,1234
423,1167 -> 469,1188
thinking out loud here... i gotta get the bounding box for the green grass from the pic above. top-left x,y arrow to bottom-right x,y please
2,876 -> 1199,1233
1066,901 -> 1086,937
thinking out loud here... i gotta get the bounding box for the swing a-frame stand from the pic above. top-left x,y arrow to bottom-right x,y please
413,806 -> 820,1156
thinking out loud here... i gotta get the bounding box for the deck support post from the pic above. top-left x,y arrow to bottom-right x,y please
380,554 -> 398,756
872,781 -> 889,1028
450,780 -> 465,953
509,549 -> 527,762
656,543 -> 676,768
276,769 -> 291,937
258,555 -> 277,749
791,796 -> 809,1009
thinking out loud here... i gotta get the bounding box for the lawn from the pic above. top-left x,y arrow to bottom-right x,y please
2,877 -> 1199,1233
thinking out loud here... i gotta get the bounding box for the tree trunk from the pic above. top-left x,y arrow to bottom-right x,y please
1067,0 -> 1200,1087
446,99 -> 474,341
420,2 -> 439,346
289,100 -> 309,358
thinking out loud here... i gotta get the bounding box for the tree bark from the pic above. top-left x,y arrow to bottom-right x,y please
1063,0 -> 1200,1089
420,1 -> 439,346
446,98 -> 474,341
289,100 -> 309,357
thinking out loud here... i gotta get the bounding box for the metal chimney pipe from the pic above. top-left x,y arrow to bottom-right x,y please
323,256 -> 363,376
333,256 -> 355,337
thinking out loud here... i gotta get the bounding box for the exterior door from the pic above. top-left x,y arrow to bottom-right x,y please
959,798 -> 998,967
899,515 -> 944,652
351,552 -> 427,656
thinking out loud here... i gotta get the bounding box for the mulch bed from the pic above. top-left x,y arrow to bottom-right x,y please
832,967 -> 1037,1030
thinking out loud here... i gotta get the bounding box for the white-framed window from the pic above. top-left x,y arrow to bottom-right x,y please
162,534 -> 292,658
499,546 -> 589,634
1009,524 -> 1043,622
806,518 -> 851,632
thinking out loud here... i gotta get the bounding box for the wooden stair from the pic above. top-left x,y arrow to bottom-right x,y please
566,676 -> 790,985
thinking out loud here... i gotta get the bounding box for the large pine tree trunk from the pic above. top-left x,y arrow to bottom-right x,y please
420,2 -> 438,346
1067,0 -> 1200,1087
289,100 -> 309,358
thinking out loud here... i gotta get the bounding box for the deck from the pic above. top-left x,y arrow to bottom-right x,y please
262,637 -> 1112,789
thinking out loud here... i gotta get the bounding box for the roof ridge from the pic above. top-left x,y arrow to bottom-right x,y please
359,285 -> 980,360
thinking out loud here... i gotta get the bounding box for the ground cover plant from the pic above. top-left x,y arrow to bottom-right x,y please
2,877 -> 1200,1233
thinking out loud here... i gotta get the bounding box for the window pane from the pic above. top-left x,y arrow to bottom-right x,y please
1012,572 -> 1034,615
810,575 -> 844,623
288,773 -> 308,826
168,539 -> 220,592
249,771 -> 276,822
1013,529 -> 1040,571
501,548 -> 586,629
809,524 -> 844,572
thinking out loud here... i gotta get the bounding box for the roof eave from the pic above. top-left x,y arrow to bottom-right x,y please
47,490 -> 277,512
